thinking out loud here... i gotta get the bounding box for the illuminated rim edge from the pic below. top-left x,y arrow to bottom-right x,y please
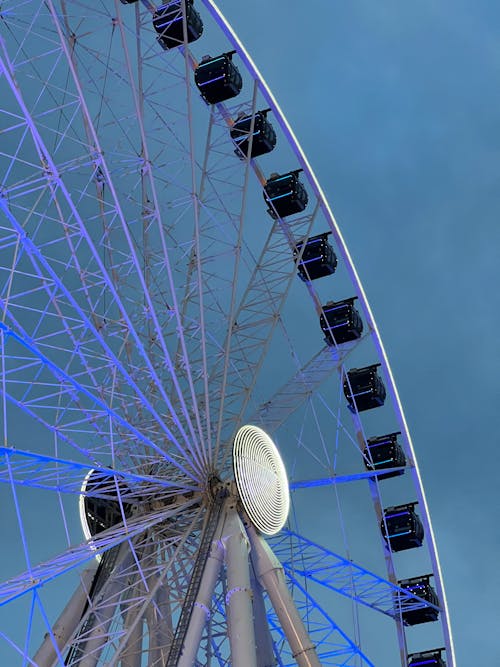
79,468 -> 101,561
203,3 -> 455,665
233,424 -> 289,536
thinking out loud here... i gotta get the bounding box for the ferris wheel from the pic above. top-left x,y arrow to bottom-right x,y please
0,1 -> 455,666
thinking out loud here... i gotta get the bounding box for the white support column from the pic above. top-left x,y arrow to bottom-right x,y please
32,567 -> 97,667
78,574 -> 128,667
177,511 -> 226,667
223,509 -> 258,667
78,547 -> 134,667
146,583 -> 173,667
250,564 -> 277,667
247,526 -> 321,667
120,585 -> 143,667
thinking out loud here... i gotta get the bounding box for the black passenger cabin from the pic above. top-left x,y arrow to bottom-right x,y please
343,364 -> 386,412
294,232 -> 337,282
81,470 -> 133,537
263,170 -> 308,219
194,52 -> 242,104
381,503 -> 424,552
364,432 -> 406,479
153,1 -> 203,49
408,649 -> 446,667
231,110 -> 276,159
397,575 -> 440,625
320,297 -> 363,346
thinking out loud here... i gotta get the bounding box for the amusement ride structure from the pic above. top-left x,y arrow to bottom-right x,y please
0,1 -> 454,665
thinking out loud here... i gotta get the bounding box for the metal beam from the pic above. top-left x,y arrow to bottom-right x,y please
32,567 -> 97,667
247,526 -> 320,667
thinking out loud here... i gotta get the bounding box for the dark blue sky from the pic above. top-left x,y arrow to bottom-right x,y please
0,1 -> 497,663
216,1 -> 500,663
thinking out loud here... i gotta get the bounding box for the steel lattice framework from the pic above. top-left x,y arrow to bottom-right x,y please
0,1 -> 454,666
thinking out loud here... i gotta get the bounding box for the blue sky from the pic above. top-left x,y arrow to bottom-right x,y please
215,0 -> 500,662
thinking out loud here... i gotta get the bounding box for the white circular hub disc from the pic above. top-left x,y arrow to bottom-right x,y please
233,424 -> 290,535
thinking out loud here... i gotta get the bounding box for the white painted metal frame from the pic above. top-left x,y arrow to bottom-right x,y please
0,0 -> 455,665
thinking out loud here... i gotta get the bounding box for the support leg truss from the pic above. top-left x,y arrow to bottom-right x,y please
247,525 -> 321,667
32,568 -> 97,667
178,501 -> 321,667
34,504 -> 356,666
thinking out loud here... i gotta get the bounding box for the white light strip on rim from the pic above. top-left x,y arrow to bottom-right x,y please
79,468 -> 101,561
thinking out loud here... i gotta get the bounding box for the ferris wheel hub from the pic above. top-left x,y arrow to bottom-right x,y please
232,425 -> 289,536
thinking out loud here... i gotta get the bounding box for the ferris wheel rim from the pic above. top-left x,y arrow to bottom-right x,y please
201,2 -> 455,662
0,1 -> 454,665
